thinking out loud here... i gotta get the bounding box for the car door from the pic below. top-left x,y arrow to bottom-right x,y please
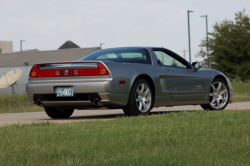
153,49 -> 207,101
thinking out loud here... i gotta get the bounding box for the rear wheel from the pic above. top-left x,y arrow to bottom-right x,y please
201,78 -> 230,110
123,79 -> 153,115
44,107 -> 74,119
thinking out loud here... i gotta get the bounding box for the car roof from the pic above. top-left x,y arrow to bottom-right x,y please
99,46 -> 163,50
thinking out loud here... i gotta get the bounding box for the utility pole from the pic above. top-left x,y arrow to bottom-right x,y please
200,15 -> 209,68
100,43 -> 105,49
182,50 -> 187,59
20,40 -> 26,52
187,10 -> 194,63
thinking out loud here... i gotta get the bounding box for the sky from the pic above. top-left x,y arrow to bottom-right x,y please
0,0 -> 249,62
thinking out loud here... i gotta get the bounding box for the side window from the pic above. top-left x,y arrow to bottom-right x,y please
154,51 -> 187,68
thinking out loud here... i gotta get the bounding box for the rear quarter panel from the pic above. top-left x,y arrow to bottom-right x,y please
103,61 -> 166,96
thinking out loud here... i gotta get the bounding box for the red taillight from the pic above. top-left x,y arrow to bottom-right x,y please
29,62 -> 109,77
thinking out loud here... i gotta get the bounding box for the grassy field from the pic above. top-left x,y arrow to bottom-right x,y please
0,79 -> 249,114
0,95 -> 43,114
0,110 -> 250,165
231,79 -> 250,102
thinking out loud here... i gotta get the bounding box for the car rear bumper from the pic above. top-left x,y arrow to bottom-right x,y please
26,77 -> 129,108
27,93 -> 129,109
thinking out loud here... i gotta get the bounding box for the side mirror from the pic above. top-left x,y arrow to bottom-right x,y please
192,62 -> 200,71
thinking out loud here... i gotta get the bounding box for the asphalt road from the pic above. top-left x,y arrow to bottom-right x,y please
0,102 -> 250,126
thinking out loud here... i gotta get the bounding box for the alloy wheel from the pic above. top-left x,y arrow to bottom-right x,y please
135,83 -> 152,113
209,81 -> 228,109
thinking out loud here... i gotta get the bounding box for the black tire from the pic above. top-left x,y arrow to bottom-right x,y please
201,78 -> 230,110
44,107 -> 74,119
123,79 -> 154,115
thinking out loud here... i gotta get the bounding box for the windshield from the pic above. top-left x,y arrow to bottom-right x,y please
78,48 -> 151,64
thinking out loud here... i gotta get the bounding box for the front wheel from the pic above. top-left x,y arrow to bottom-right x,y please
201,78 -> 230,110
123,79 -> 153,115
44,107 -> 74,119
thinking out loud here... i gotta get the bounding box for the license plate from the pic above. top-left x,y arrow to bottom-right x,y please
56,87 -> 74,97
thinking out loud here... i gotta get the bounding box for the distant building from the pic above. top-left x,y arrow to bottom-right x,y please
0,41 -> 13,54
58,41 -> 80,49
0,45 -> 100,95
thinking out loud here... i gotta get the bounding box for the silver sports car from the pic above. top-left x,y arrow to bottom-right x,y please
26,47 -> 233,118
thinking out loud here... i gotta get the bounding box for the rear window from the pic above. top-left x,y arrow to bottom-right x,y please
78,48 -> 151,64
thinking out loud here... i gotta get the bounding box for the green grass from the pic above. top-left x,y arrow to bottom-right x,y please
231,79 -> 250,102
1,110 -> 250,165
0,95 -> 43,114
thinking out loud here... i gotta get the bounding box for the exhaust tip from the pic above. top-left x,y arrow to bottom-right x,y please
35,99 -> 42,106
93,98 -> 99,105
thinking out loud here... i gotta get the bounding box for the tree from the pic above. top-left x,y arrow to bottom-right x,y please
196,9 -> 250,80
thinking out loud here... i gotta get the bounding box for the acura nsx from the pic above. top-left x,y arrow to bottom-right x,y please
26,47 -> 233,118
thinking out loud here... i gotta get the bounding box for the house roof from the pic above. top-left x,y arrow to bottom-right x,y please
58,41 -> 80,49
0,47 -> 100,67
